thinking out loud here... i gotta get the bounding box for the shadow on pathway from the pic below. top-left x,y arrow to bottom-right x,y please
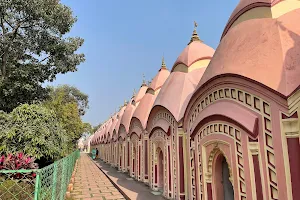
93,158 -> 166,200
71,153 -> 125,200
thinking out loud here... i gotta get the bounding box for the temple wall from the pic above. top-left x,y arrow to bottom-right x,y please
92,82 -> 300,200
184,76 -> 296,200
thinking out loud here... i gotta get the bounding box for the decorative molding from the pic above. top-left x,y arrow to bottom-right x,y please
249,142 -> 259,155
196,123 -> 247,200
187,87 -> 278,198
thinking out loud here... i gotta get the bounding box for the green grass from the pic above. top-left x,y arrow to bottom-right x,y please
0,179 -> 35,200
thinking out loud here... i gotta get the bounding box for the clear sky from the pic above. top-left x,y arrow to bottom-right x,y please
48,0 -> 239,126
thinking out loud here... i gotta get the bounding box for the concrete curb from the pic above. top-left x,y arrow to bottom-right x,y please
88,156 -> 131,200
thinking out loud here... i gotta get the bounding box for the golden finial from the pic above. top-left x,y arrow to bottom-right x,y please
124,99 -> 128,106
132,89 -> 136,97
188,21 -> 202,45
161,55 -> 166,69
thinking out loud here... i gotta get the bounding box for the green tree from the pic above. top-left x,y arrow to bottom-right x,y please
44,85 -> 91,150
0,104 -> 68,161
48,85 -> 89,116
0,0 -> 85,112
92,123 -> 102,133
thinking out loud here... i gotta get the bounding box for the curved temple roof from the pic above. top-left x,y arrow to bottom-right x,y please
106,113 -> 119,141
172,41 -> 214,70
222,0 -> 295,39
119,84 -> 148,134
112,105 -> 126,139
153,67 -> 206,122
133,60 -> 170,129
134,85 -> 148,103
153,26 -> 215,122
120,100 -> 137,133
198,6 -> 300,97
150,69 -> 170,91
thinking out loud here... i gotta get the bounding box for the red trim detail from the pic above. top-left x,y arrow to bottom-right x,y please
123,147 -> 125,169
207,183 -> 213,200
155,164 -> 158,184
253,155 -> 264,200
287,138 -> 300,200
194,150 -> 198,200
139,145 -> 141,176
168,146 -> 171,191
249,137 -> 258,142
133,159 -> 135,173
282,112 -> 298,119
127,141 -> 130,167
145,140 -> 148,176
191,114 -> 258,139
179,137 -> 185,193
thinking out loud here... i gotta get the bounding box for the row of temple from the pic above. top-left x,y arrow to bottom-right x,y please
88,1 -> 300,199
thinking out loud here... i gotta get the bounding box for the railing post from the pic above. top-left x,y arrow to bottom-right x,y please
51,162 -> 58,200
60,159 -> 66,200
34,171 -> 41,200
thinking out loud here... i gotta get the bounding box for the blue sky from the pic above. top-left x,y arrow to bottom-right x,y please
48,0 -> 239,126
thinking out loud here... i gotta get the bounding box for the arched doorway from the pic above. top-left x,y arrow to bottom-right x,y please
158,149 -> 164,189
213,154 -> 234,200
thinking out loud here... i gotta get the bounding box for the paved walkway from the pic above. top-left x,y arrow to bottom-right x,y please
70,153 -> 125,200
93,159 -> 166,200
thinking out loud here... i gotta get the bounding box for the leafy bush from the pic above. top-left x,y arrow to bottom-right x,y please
0,104 -> 69,161
0,153 -> 37,199
0,152 -> 38,170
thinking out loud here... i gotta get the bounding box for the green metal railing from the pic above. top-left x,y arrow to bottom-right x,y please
0,150 -> 80,200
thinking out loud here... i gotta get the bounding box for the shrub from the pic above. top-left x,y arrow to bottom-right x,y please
0,153 -> 37,199
0,152 -> 38,170
0,104 -> 69,162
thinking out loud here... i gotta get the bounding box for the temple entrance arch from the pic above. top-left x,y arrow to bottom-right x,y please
157,148 -> 164,189
213,153 -> 234,200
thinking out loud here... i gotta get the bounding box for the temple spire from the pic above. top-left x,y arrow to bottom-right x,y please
142,73 -> 147,86
132,89 -> 136,97
188,21 -> 202,45
161,55 -> 167,69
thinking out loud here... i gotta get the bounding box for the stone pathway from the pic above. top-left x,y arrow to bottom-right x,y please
70,153 -> 125,200
93,159 -> 166,200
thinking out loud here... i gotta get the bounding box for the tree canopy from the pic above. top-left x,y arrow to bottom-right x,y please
0,0 -> 85,112
44,85 -> 91,149
0,104 -> 68,160
0,0 -> 90,164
